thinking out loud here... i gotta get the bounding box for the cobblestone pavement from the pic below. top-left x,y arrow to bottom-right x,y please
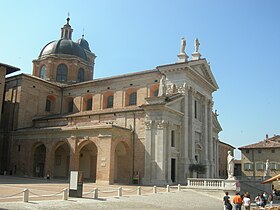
0,175 -> 224,209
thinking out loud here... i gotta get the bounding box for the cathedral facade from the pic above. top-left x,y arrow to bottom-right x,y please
0,19 -> 222,185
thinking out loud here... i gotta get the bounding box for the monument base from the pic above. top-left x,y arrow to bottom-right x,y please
224,178 -> 239,196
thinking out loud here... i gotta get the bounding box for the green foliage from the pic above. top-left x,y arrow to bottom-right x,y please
189,164 -> 207,174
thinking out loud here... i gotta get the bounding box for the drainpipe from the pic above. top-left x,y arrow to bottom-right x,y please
132,112 -> 136,182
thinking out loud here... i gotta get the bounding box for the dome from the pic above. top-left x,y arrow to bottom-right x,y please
38,39 -> 88,61
77,37 -> 91,52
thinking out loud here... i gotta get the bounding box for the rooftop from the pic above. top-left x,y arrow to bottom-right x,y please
239,135 -> 280,149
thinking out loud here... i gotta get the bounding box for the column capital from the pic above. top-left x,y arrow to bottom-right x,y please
145,120 -> 153,129
156,120 -> 169,129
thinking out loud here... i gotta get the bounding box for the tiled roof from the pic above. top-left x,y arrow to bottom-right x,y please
239,135 -> 280,149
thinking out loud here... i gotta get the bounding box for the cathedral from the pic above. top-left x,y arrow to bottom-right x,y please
0,18 -> 222,185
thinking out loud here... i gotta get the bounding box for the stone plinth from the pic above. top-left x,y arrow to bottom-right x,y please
191,52 -> 201,60
177,53 -> 188,63
224,179 -> 239,196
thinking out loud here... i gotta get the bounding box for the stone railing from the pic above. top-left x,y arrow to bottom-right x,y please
186,178 -> 225,190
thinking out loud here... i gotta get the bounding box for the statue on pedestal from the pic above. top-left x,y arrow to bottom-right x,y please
194,38 -> 200,53
158,74 -> 166,96
264,159 -> 270,177
180,37 -> 186,54
227,151 -> 235,180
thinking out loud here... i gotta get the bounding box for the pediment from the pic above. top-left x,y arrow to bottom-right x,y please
189,60 -> 219,90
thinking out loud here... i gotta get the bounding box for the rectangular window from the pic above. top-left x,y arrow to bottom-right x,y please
271,149 -> 275,153
256,162 -> 264,170
258,149 -> 262,154
18,145 -> 21,152
244,163 -> 253,170
245,149 -> 249,154
270,162 -> 279,170
171,130 -> 175,147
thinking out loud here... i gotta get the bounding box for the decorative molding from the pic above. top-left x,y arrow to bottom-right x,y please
145,120 -> 153,129
98,134 -> 112,138
156,120 -> 169,129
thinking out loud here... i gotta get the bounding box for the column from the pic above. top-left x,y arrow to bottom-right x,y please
207,100 -> 214,178
142,120 -> 153,184
182,86 -> 190,179
188,87 -> 194,162
44,144 -> 52,178
67,136 -> 79,171
202,96 -> 209,177
153,120 -> 168,185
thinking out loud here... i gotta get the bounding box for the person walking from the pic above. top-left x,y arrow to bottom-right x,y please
268,193 -> 273,207
224,192 -> 232,210
233,192 -> 242,210
243,194 -> 251,210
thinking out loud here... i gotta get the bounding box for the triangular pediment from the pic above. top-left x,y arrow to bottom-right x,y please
188,59 -> 219,90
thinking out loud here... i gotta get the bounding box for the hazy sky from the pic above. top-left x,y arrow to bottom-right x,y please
0,0 -> 279,158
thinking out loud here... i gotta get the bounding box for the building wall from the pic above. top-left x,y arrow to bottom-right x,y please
241,148 -> 280,177
218,142 -> 234,179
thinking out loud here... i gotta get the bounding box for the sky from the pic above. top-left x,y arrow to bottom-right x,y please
0,0 -> 279,158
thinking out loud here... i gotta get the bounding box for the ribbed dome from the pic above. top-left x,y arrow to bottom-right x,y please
39,39 -> 88,61
77,37 -> 91,52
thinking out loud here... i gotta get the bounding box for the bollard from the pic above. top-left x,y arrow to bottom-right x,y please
153,186 -> 157,194
23,188 -> 29,202
166,185 -> 170,193
62,188 -> 68,200
118,187 -> 122,197
93,188 -> 98,199
137,186 -> 141,196
178,184 -> 181,191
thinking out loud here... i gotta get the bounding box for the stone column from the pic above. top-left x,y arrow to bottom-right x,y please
142,120 -> 153,185
68,135 -> 79,171
183,85 -> 190,164
188,88 -> 194,162
201,96 -> 209,177
207,100 -> 214,178
153,120 -> 168,185
44,144 -> 52,178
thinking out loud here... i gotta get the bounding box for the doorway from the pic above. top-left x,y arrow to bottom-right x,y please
171,158 -> 176,183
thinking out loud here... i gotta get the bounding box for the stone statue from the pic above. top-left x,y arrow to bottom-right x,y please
180,37 -> 186,54
227,150 -> 235,179
194,38 -> 200,53
264,159 -> 270,177
158,74 -> 166,96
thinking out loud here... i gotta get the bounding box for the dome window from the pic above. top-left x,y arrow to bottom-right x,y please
40,65 -> 46,79
56,64 -> 68,82
77,68 -> 85,82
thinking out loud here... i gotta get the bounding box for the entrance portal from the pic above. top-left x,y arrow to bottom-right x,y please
54,143 -> 70,178
114,142 -> 131,183
79,142 -> 97,181
171,158 -> 176,183
33,144 -> 46,177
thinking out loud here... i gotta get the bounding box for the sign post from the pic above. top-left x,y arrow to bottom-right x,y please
69,171 -> 83,198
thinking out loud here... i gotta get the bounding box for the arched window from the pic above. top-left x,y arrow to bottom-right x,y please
40,65 -> 46,79
77,68 -> 85,82
45,99 -> 51,112
68,98 -> 73,113
56,64 -> 68,82
129,92 -> 137,106
153,89 -> 159,97
107,95 -> 114,108
86,98 -> 92,111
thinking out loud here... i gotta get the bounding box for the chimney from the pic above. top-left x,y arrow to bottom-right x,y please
266,134 -> 269,139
